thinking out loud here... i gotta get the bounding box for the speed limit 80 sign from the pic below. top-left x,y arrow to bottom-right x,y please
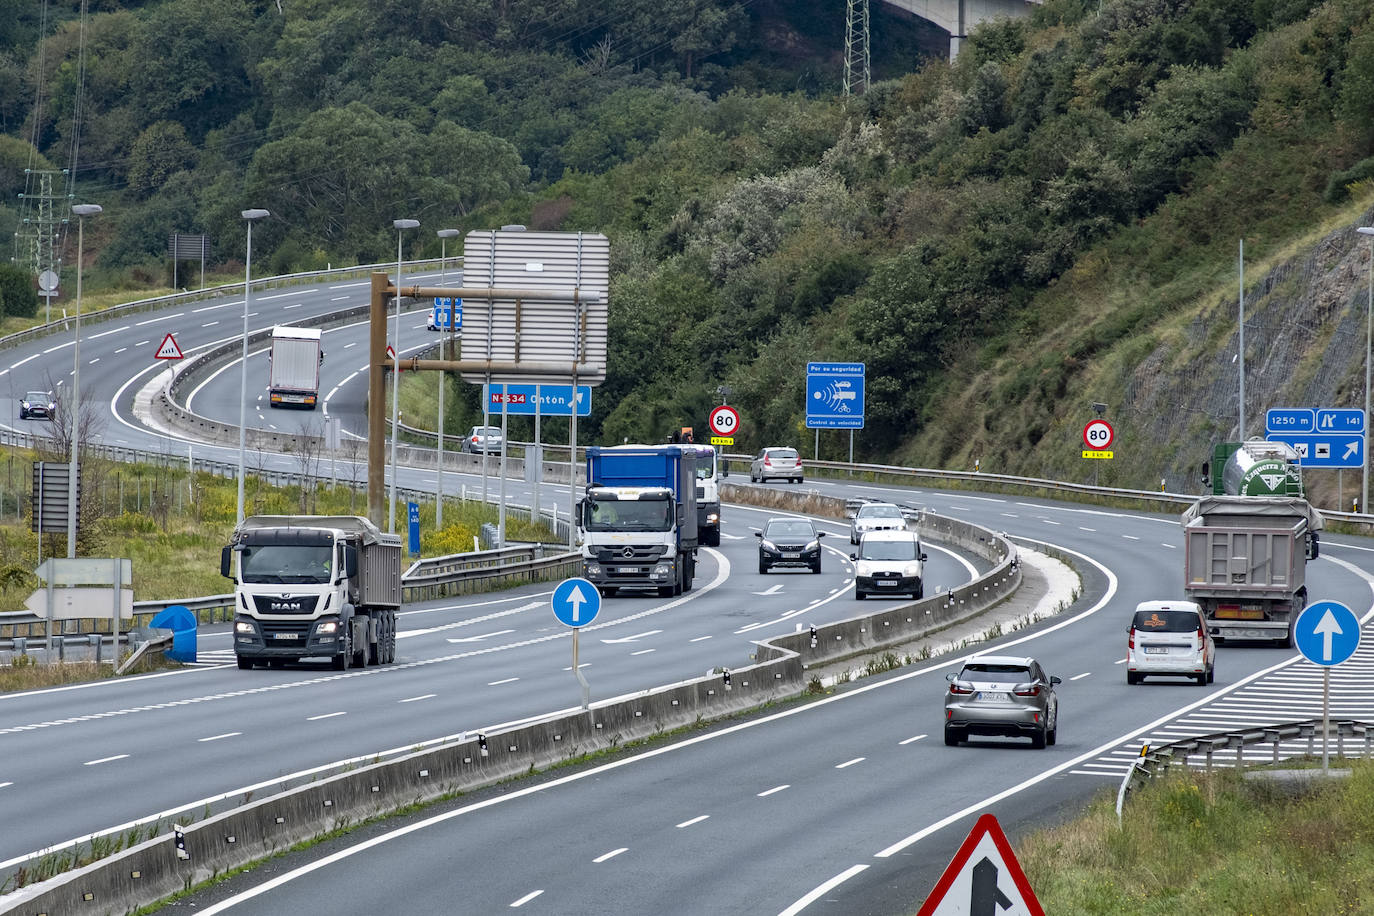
709,404 -> 740,438
1083,419 -> 1114,453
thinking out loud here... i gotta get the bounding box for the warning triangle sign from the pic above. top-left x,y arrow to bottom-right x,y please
916,813 -> 1043,916
155,333 -> 184,360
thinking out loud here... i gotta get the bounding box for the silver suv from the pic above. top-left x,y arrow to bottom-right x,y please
944,655 -> 1061,749
849,502 -> 906,544
1126,600 -> 1215,686
750,447 -> 803,483
465,426 -> 503,454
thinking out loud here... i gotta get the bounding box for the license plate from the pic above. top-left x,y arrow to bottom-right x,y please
1144,646 -> 1167,654
877,580 -> 897,587
976,691 -> 1010,702
617,567 -> 641,574
783,552 -> 801,559
275,633 -> 299,640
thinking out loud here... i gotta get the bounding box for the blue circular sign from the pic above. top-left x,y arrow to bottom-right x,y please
1293,600 -> 1362,667
551,577 -> 602,628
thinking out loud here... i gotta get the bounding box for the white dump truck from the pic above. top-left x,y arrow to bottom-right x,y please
267,325 -> 323,409
222,515 -> 402,669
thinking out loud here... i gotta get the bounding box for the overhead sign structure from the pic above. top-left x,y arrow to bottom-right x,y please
552,577 -> 602,628
1266,433 -> 1364,469
484,383 -> 592,417
917,813 -> 1044,916
1294,600 -> 1361,667
709,404 -> 740,439
460,229 -> 610,385
806,362 -> 865,429
156,333 -> 184,360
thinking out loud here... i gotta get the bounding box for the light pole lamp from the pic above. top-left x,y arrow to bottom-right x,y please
236,209 -> 271,526
436,228 -> 460,528
389,218 -> 420,533
66,203 -> 102,558
1358,226 -> 1374,515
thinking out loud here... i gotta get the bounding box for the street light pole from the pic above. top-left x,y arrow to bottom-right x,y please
389,218 -> 420,534
67,204 -> 102,558
436,228 -> 460,528
236,209 -> 270,526
1358,226 -> 1374,515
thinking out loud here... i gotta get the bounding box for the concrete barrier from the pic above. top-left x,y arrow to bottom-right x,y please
1,479 -> 1021,914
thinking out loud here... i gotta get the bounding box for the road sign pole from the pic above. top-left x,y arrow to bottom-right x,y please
1323,666 -> 1331,775
572,628 -> 590,710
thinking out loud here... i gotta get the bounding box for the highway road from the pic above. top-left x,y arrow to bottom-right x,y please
3,270 -> 1373,913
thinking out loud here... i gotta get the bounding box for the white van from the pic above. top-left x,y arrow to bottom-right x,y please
1126,600 -> 1215,686
850,529 -> 926,600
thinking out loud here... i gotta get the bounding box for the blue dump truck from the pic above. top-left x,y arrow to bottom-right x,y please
579,444 -> 700,597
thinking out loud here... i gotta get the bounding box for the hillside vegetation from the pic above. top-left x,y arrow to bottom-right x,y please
5,0 -> 1374,497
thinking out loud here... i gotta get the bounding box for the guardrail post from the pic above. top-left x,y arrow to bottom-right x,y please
90,633 -> 103,666
13,637 -> 25,657
1228,735 -> 1245,772
1264,729 -> 1282,766
52,634 -> 65,662
1301,723 -> 1315,757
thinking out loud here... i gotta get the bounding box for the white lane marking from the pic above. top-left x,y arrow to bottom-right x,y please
198,732 -> 241,742
114,347 -> 127,354
510,890 -> 543,908
1070,672 -> 1092,681
757,785 -> 790,797
399,694 -> 436,703
0,782 -> 12,789
630,649 -> 656,656
446,629 -> 517,644
201,321 -> 219,328
136,313 -> 183,325
90,325 -> 130,338
330,296 -> 351,302
676,815 -> 709,828
835,757 -> 865,769
192,303 -> 229,313
899,735 -> 926,745
306,712 -> 346,721
689,635 -> 712,642
256,290 -> 315,300
561,663 -> 591,671
1123,534 -> 1140,540
754,584 -> 784,595
593,848 -> 628,863
487,678 -> 519,687
84,754 -> 129,766
778,865 -> 870,916
600,629 -> 663,645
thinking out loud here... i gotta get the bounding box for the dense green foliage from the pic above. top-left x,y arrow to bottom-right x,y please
6,0 -> 1374,482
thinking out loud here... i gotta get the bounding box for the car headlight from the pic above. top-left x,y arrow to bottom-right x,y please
586,562 -> 603,577
315,620 -> 338,634
234,620 -> 256,634
903,563 -> 922,577
652,563 -> 671,578
760,539 -> 777,552
20,400 -> 30,408
706,512 -> 719,524
856,562 -> 873,577
805,540 -> 819,551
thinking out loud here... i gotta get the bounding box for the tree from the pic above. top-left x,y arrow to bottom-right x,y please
0,263 -> 37,318
128,121 -> 197,198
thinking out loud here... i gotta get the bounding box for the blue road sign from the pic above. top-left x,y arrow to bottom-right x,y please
552,577 -> 601,628
1294,600 -> 1361,666
1316,408 -> 1365,433
485,383 -> 592,417
1265,408 -> 1314,433
1267,433 -> 1364,468
806,362 -> 865,429
432,297 -> 462,330
407,502 -> 420,555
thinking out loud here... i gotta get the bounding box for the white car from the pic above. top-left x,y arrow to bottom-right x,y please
849,502 -> 907,544
750,447 -> 803,483
464,426 -> 503,454
851,529 -> 926,600
1126,600 -> 1215,686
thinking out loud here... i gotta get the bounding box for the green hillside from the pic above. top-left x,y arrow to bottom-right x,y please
5,0 -> 1374,499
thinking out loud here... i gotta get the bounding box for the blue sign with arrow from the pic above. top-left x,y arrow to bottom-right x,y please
1294,600 -> 1361,667
551,577 -> 601,628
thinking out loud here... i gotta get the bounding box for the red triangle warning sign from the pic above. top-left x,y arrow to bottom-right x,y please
155,333 -> 184,360
917,813 -> 1044,916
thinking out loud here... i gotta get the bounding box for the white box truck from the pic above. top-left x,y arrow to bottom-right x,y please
268,326 -> 323,409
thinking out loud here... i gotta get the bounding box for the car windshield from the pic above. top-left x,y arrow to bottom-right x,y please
859,539 -> 918,561
585,497 -> 673,532
25,392 -> 49,402
962,663 -> 1032,679
859,505 -> 902,519
238,544 -> 333,585
765,521 -> 814,539
1133,610 -> 1202,632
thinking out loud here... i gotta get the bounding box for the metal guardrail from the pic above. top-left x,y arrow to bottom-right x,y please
1115,718 -> 1374,819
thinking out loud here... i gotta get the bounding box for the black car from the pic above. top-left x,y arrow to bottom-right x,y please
19,391 -> 55,421
756,517 -> 825,574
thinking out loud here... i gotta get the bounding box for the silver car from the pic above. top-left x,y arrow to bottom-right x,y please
750,447 -> 803,483
465,425 -> 503,454
944,655 -> 1061,749
849,501 -> 906,544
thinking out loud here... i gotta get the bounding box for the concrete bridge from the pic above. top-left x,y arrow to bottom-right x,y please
884,0 -> 1042,58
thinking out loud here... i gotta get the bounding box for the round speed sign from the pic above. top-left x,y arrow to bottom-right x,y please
709,404 -> 740,437
1083,419 -> 1114,450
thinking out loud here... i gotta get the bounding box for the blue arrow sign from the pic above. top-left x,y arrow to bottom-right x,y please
552,577 -> 601,628
1266,433 -> 1364,469
485,383 -> 592,417
1294,601 -> 1361,666
1316,408 -> 1365,433
1265,408 -> 1314,433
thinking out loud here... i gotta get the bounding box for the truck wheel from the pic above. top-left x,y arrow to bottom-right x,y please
705,528 -> 721,547
332,628 -> 352,671
385,610 -> 397,663
237,656 -> 253,670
